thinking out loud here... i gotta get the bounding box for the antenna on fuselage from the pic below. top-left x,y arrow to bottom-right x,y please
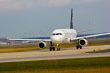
70,8 -> 73,29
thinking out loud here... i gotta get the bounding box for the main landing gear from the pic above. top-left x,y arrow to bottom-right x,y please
49,46 -> 55,51
76,39 -> 82,49
49,41 -> 55,51
76,45 -> 82,49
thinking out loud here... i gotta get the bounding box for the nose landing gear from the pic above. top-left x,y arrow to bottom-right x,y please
56,44 -> 60,51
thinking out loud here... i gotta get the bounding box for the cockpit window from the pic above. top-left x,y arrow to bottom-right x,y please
52,33 -> 62,35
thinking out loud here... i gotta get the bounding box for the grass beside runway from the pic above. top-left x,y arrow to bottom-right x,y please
0,57 -> 110,73
0,47 -> 38,53
0,44 -> 40,53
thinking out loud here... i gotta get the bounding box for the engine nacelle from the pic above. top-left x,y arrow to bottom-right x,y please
39,42 -> 47,48
78,39 -> 88,46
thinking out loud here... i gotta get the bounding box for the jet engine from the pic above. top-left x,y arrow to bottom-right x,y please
39,42 -> 47,48
78,39 -> 88,46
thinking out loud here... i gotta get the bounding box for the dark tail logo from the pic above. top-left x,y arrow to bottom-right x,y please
70,8 -> 73,29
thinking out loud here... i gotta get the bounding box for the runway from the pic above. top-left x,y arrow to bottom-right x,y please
0,45 -> 110,63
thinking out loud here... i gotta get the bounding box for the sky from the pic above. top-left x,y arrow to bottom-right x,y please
0,0 -> 110,38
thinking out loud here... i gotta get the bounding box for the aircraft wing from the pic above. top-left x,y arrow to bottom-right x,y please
71,33 -> 110,40
9,33 -> 110,42
9,38 -> 51,42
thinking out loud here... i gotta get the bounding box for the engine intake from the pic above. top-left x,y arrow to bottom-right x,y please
78,39 -> 88,46
39,42 -> 47,48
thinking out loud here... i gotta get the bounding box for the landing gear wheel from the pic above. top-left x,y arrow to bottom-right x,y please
79,46 -> 82,49
76,45 -> 79,49
53,47 -> 55,51
76,45 -> 82,49
49,47 -> 55,51
50,47 -> 52,51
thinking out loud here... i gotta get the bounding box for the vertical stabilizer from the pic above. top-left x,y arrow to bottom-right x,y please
70,8 -> 73,29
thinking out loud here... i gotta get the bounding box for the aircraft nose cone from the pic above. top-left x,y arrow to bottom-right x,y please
51,36 -> 63,44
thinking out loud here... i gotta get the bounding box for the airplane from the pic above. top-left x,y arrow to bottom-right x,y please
10,8 -> 110,51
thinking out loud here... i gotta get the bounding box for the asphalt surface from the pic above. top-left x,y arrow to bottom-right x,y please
0,45 -> 110,63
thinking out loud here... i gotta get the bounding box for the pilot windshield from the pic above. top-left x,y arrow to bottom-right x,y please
52,33 -> 62,35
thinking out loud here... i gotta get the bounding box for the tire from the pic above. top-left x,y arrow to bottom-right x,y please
50,47 -> 52,51
76,45 -> 82,49
53,47 -> 55,51
76,45 -> 79,49
80,46 -> 82,49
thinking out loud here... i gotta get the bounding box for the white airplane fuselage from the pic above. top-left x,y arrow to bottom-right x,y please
51,29 -> 77,44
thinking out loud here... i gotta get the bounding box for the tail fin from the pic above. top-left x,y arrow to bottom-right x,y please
70,8 -> 73,29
